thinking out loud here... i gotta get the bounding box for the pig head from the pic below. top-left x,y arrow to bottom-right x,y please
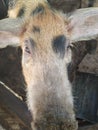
0,0 -> 98,129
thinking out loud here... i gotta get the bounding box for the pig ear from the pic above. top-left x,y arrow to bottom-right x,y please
0,31 -> 20,48
67,8 -> 98,43
0,18 -> 23,48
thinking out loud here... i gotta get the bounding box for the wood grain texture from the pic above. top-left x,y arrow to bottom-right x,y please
79,123 -> 98,130
78,40 -> 98,74
0,82 -> 32,130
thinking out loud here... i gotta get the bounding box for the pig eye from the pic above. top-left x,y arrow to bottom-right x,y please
24,38 -> 36,55
25,45 -> 31,54
17,6 -> 25,17
24,40 -> 31,54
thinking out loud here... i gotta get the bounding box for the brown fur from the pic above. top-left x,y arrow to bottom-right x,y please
8,0 -> 77,130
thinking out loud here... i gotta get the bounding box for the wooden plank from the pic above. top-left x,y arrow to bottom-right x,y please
0,106 -> 32,130
79,123 -> 98,130
0,47 -> 26,100
81,0 -> 98,8
78,40 -> 98,74
0,82 -> 32,130
0,0 -> 7,19
68,40 -> 97,82
73,72 -> 98,123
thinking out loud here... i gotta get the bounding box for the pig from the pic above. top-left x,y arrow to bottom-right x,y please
0,0 -> 98,129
